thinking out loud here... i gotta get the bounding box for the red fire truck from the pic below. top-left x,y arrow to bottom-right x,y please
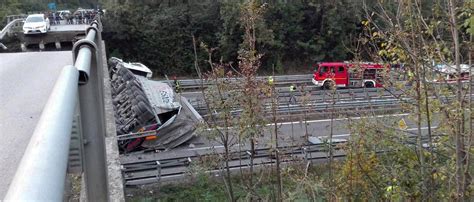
312,62 -> 388,89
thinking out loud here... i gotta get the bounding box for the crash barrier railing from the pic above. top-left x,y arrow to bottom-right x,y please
122,132 -> 443,185
164,74 -> 314,90
0,18 -> 24,49
4,19 -> 106,200
5,14 -> 27,24
0,19 -> 23,39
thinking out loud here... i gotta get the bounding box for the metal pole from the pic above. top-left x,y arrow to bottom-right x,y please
85,28 -> 97,42
4,65 -> 79,201
75,47 -> 92,76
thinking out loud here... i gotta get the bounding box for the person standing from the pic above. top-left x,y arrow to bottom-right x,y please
173,76 -> 181,94
55,12 -> 60,25
51,12 -> 56,25
84,12 -> 90,24
65,13 -> 72,24
48,12 -> 54,25
78,12 -> 83,24
268,76 -> 274,86
74,13 -> 79,24
289,84 -> 297,104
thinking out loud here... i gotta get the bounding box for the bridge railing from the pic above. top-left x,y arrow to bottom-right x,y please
0,18 -> 24,49
4,20 -> 108,200
5,14 -> 27,24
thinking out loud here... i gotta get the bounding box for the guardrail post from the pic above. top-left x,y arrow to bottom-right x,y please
349,88 -> 355,100
246,151 -> 253,167
364,87 -> 369,100
302,147 -> 308,161
155,161 -> 162,183
323,91 -> 326,103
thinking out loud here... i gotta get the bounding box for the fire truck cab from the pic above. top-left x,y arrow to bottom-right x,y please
312,62 -> 387,89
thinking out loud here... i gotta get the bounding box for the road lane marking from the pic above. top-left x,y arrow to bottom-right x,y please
317,126 -> 438,139
275,113 -> 409,126
205,113 -> 410,131
193,126 -> 438,151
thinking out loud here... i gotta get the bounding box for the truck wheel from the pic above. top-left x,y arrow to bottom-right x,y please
323,81 -> 334,90
364,81 -> 374,88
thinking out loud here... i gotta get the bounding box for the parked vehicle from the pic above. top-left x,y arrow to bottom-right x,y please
22,14 -> 50,35
312,62 -> 388,89
57,10 -> 71,20
432,64 -> 472,83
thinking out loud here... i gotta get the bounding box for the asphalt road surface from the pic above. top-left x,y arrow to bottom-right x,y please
121,112 -> 440,163
49,23 -> 87,32
186,113 -> 437,150
0,51 -> 72,199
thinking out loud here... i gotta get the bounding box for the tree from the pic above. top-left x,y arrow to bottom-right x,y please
102,0 -> 368,76
353,0 -> 473,200
235,0 -> 275,200
199,46 -> 238,201
103,1 -> 222,77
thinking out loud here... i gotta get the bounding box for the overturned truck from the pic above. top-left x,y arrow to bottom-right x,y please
108,57 -> 201,153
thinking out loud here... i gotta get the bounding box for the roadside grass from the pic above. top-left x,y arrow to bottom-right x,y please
125,162 -> 331,201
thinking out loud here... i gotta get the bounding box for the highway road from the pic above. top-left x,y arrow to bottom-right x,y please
0,51 -> 72,198
121,112 -> 439,162
190,113 -> 436,149
120,112 -> 440,185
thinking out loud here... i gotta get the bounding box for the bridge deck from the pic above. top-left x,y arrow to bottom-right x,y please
19,24 -> 88,47
49,24 -> 88,32
0,51 -> 72,199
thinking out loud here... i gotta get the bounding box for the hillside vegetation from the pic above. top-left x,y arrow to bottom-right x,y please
102,0 -> 365,77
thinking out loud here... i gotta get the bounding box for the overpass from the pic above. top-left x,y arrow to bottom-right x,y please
1,15 -> 87,51
0,15 -> 204,201
0,18 -> 124,201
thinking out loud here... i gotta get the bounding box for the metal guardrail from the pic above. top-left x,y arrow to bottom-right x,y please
74,20 -> 110,201
191,87 -> 394,115
4,20 -> 104,200
0,18 -> 24,49
4,66 -> 79,200
5,15 -> 27,24
0,18 -> 23,39
122,132 -> 442,185
164,74 -> 314,91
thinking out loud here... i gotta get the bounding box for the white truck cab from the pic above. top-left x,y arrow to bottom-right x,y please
110,57 -> 153,78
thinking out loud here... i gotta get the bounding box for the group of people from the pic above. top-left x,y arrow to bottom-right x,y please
46,11 -> 61,25
66,10 -> 97,25
45,9 -> 99,25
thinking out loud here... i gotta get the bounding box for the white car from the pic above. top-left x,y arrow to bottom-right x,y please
23,14 -> 50,35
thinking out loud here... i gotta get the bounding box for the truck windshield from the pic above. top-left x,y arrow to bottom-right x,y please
319,66 -> 328,74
